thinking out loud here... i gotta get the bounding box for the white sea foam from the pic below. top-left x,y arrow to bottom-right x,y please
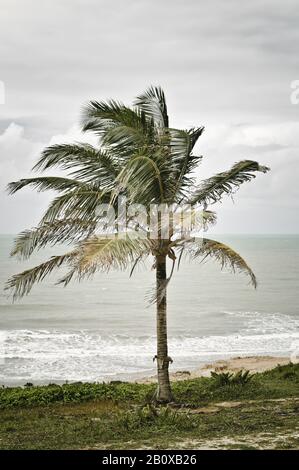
224,310 -> 299,334
0,310 -> 298,385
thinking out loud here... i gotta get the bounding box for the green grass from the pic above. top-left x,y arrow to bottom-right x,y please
0,363 -> 298,449
1,362 -> 298,409
0,381 -> 155,409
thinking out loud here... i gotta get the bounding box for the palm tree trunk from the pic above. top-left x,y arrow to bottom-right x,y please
155,254 -> 173,403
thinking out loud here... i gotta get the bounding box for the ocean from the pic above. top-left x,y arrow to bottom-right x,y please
0,234 -> 298,386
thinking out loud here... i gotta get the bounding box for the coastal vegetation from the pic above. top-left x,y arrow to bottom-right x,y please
0,363 -> 298,449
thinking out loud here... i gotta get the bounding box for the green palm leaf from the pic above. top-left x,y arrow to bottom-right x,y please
6,235 -> 153,299
5,251 -> 79,300
167,127 -> 204,200
176,237 -> 257,287
7,176 -> 85,194
81,100 -> 153,156
40,187 -> 110,223
114,151 -> 167,204
10,219 -> 97,260
134,85 -> 169,128
32,144 -> 118,187
189,160 -> 270,205
74,234 -> 153,274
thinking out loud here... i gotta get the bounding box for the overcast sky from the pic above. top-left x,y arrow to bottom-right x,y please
0,0 -> 298,234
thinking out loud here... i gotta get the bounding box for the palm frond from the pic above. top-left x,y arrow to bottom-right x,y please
58,234 -> 154,286
167,127 -> 204,200
175,237 -> 257,287
134,86 -> 169,128
5,251 -> 79,300
40,187 -> 111,223
69,150 -> 119,185
81,100 -> 156,160
189,160 -> 270,205
188,126 -> 205,152
10,219 -> 97,260
114,151 -> 167,204
6,234 -> 154,299
171,209 -> 217,235
32,144 -> 118,187
81,99 -> 130,131
7,176 -> 85,195
78,234 -> 153,272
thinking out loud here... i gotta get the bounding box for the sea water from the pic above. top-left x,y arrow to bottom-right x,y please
0,234 -> 298,385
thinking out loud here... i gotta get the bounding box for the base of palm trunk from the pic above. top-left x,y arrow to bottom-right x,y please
154,369 -> 174,403
155,388 -> 174,403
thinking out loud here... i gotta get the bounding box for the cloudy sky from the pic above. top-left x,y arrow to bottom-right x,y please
0,0 -> 298,234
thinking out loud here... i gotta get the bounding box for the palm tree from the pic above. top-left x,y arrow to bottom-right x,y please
6,86 -> 269,403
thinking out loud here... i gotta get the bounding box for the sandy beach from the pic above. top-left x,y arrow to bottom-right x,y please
137,355 -> 298,384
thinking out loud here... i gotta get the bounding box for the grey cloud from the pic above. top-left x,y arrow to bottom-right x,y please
0,0 -> 298,233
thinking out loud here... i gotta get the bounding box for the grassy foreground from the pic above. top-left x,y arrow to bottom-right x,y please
0,363 -> 299,450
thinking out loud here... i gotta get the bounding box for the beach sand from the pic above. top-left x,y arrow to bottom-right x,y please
137,355 -> 297,384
